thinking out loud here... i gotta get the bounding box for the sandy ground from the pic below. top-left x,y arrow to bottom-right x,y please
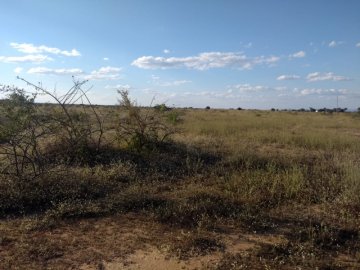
77,221 -> 285,270
1,212 -> 358,269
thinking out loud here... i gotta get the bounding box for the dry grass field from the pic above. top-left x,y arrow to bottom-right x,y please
1,99 -> 360,269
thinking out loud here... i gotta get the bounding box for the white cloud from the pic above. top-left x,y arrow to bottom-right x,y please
10,42 -> 81,56
306,72 -> 351,82
151,75 -> 160,81
14,67 -> 23,74
244,42 -> 252,49
132,52 -> 280,70
21,65 -> 121,80
182,90 -> 232,99
61,49 -> 81,57
105,84 -> 131,90
150,75 -> 191,86
356,42 -> 360,48
178,83 -> 272,101
0,54 -> 52,63
140,88 -> 178,103
274,86 -> 288,91
329,41 -> 337,47
328,40 -> 344,48
163,49 -> 170,54
231,84 -> 269,92
84,66 -> 122,80
27,67 -> 83,75
290,51 -> 306,58
103,57 -> 109,61
277,75 -> 301,81
159,80 -> 191,87
299,88 -> 348,96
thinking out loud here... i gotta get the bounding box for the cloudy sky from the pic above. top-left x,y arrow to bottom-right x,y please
1,0 -> 359,109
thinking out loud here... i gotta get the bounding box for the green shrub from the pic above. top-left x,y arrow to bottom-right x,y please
0,79 -> 105,180
116,90 -> 179,152
0,86 -> 45,179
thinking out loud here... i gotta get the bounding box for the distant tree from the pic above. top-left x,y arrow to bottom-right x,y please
237,107 -> 242,110
205,106 -> 210,110
271,108 -> 275,111
154,103 -> 171,112
309,107 -> 316,112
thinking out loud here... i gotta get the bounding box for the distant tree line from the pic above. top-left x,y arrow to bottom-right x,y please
270,107 -> 349,113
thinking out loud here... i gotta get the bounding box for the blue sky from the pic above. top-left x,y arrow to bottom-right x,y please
1,0 -> 359,109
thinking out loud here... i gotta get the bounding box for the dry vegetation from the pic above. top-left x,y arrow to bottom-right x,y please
1,83 -> 360,269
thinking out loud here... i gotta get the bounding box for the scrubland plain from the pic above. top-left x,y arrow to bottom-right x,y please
1,104 -> 360,269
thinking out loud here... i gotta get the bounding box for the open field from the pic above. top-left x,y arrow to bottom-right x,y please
1,106 -> 360,269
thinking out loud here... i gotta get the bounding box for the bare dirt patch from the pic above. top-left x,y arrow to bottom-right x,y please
1,213 -> 288,270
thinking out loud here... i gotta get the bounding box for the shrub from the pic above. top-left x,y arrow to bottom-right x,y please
0,86 -> 46,179
154,103 -> 171,112
116,89 -> 179,152
27,78 -> 103,162
0,78 -> 104,180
